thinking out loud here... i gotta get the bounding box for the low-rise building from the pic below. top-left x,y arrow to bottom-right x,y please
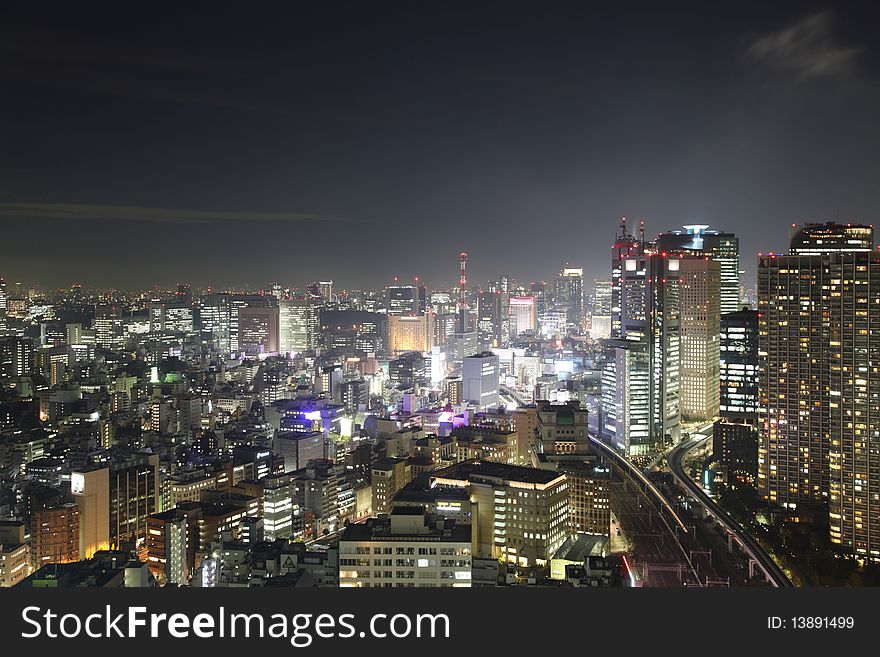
430,460 -> 569,568
339,507 -> 472,587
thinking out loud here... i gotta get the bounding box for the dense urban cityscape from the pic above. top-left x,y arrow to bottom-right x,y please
0,218 -> 878,589
1,1 -> 878,616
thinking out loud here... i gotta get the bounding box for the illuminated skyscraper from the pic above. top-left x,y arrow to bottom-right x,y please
610,218 -> 643,338
758,222 -> 880,560
601,239 -> 681,455
554,267 -> 584,332
386,284 -> 419,315
530,281 -> 548,327
307,281 -> 334,303
789,222 -> 873,254
229,294 -> 275,353
657,225 -> 740,314
0,277 -> 6,336
590,280 -> 612,340
477,289 -> 509,349
462,351 -> 500,410
279,297 -> 311,353
678,257 -> 720,421
94,304 -> 123,349
508,295 -> 537,336
433,312 -> 457,350
237,305 -> 280,354
318,310 -> 384,354
714,308 -> 760,486
149,300 -> 194,334
719,308 -> 759,420
388,311 -> 435,354
199,292 -> 232,352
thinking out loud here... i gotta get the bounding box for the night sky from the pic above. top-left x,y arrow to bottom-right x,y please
1,0 -> 878,292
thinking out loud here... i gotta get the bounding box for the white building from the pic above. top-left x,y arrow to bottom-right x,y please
262,472 -> 297,540
339,507 -> 472,588
462,351 -> 500,410
508,296 -> 537,336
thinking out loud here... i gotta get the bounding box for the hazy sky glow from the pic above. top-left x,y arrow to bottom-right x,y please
1,0 -> 878,291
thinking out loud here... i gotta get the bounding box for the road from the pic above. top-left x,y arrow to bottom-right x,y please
589,436 -> 702,586
593,431 -> 759,587
667,436 -> 794,588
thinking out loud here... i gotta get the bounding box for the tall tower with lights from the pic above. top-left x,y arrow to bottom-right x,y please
758,222 -> 880,560
458,252 -> 469,333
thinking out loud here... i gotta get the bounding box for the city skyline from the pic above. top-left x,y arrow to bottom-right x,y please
2,1 -> 879,289
0,217 -> 864,294
5,0 -> 880,598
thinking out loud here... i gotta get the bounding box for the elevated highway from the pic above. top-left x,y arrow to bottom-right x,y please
666,435 -> 793,587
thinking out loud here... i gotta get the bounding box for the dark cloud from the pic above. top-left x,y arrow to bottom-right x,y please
746,10 -> 862,81
0,202 -> 354,225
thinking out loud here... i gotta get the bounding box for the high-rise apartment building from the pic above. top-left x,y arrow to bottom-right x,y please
31,503 -> 80,568
758,222 -> 880,560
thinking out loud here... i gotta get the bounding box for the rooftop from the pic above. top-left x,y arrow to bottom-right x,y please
340,516 -> 471,544
391,481 -> 470,504
552,533 -> 609,562
431,459 -> 565,486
